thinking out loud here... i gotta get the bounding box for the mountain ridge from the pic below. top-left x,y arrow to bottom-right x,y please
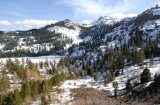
0,5 -> 159,58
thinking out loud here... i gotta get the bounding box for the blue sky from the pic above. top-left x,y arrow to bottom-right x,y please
0,0 -> 159,31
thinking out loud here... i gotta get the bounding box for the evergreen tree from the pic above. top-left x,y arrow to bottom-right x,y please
146,92 -> 150,100
40,62 -> 43,69
117,49 -> 124,69
135,96 -> 139,102
20,83 -> 25,98
32,81 -> 39,96
0,95 -> 4,105
140,68 -> 151,84
42,80 -> 51,95
154,73 -> 160,85
104,77 -> 107,87
113,81 -> 118,99
111,71 -> 115,81
126,79 -> 133,92
90,67 -> 94,76
13,89 -> 23,105
0,69 -> 10,95
138,44 -> 144,66
13,72 -> 19,89
82,59 -> 85,70
132,44 -> 137,65
21,58 -> 25,67
156,4 -> 159,9
86,63 -> 90,75
24,81 -> 31,98
4,92 -> 14,105
94,73 -> 98,82
150,53 -> 154,67
41,95 -> 48,105
94,60 -> 97,72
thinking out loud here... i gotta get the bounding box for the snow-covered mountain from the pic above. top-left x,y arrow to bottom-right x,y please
0,6 -> 159,58
91,16 -> 121,26
47,19 -> 83,45
1,5 -> 160,105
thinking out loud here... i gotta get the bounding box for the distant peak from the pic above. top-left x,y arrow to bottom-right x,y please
99,16 -> 112,20
91,16 -> 120,26
142,5 -> 160,16
65,19 -> 72,23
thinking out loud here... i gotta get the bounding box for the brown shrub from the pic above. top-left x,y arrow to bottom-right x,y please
55,88 -> 64,94
24,96 -> 32,105
57,82 -> 63,87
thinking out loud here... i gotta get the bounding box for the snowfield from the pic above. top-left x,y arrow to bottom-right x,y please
0,55 -> 64,63
91,16 -> 121,26
48,26 -> 83,44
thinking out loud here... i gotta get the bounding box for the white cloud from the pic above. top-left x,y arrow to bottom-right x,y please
0,20 -> 57,31
62,0 -> 136,19
0,29 -> 6,31
14,19 -> 57,28
124,0 -> 128,2
0,21 -> 11,25
109,13 -> 138,18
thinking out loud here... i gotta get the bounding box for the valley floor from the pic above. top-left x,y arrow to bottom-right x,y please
48,57 -> 160,105
2,56 -> 160,105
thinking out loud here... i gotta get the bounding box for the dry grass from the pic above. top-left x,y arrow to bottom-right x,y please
55,87 -> 64,94
70,87 -> 119,105
57,82 -> 63,87
50,92 -> 61,104
70,86 -> 153,105
24,96 -> 32,105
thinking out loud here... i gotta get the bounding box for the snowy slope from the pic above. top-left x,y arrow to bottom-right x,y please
144,7 -> 160,16
0,55 -> 64,63
91,16 -> 121,26
48,26 -> 83,44
53,57 -> 160,105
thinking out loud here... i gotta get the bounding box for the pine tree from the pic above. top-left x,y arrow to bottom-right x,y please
32,81 -> 39,96
41,95 -> 48,105
150,53 -> 154,67
94,73 -> 98,82
20,83 -> 25,98
0,69 -> 10,95
94,60 -> 97,72
5,92 -> 14,105
140,68 -> 151,84
135,96 -> 139,102
156,4 -> 159,9
86,64 -> 90,75
113,81 -> 118,99
13,89 -> 23,105
13,72 -> 19,89
14,58 -> 20,66
154,73 -> 160,85
138,44 -> 144,66
21,58 -> 25,67
90,67 -> 94,76
146,92 -> 150,100
82,59 -> 85,70
104,77 -> 107,87
111,71 -> 115,81
126,79 -> 133,92
117,48 -> 124,69
42,80 -> 50,95
0,95 -> 4,105
24,81 -> 31,98
40,62 -> 43,69
132,44 -> 137,65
